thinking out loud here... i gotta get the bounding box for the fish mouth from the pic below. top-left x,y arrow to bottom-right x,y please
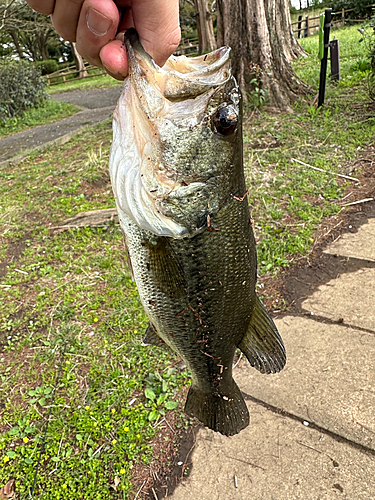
124,27 -> 232,107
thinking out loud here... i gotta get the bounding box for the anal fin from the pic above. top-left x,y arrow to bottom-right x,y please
238,296 -> 286,374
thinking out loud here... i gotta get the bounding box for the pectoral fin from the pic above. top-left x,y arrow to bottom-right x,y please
145,237 -> 187,299
238,296 -> 286,374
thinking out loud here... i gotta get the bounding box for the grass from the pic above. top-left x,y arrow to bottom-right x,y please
47,74 -> 123,95
244,24 -> 374,275
0,123 -> 191,498
294,24 -> 370,90
0,23 -> 374,498
0,100 -> 79,138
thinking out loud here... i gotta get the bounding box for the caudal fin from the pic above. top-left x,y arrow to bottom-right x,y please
239,295 -> 286,374
184,382 -> 249,436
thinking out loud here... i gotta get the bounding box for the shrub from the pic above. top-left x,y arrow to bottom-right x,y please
35,59 -> 59,75
0,60 -> 48,123
327,0 -> 374,19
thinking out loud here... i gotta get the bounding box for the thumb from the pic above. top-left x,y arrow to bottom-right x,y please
130,0 -> 181,67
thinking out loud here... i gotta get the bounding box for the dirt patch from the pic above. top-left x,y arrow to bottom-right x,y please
132,409 -> 199,500
0,233 -> 31,279
79,177 -> 112,201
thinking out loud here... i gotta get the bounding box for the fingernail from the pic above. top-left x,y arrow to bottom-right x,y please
87,8 -> 112,37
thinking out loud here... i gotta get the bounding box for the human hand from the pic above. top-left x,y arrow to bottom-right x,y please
25,0 -> 181,79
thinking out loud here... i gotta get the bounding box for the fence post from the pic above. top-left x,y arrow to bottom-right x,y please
318,9 -> 333,107
330,39 -> 340,81
297,15 -> 303,39
304,15 -> 309,37
342,8 -> 345,27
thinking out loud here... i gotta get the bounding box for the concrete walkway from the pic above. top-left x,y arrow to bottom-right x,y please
0,85 -> 122,168
170,216 -> 375,499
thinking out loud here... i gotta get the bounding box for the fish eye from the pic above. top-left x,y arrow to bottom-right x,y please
212,105 -> 238,136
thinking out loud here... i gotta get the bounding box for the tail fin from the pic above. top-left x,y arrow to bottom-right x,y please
184,382 -> 249,436
239,295 -> 286,374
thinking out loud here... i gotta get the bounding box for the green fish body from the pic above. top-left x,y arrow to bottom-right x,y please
109,29 -> 286,436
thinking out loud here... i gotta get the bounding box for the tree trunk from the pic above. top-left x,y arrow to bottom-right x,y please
9,30 -> 23,59
194,0 -> 217,53
217,0 -> 309,111
70,42 -> 88,78
37,33 -> 48,60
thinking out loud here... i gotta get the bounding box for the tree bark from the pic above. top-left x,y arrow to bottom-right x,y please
9,29 -> 23,58
217,0 -> 309,111
194,0 -> 217,53
70,41 -> 88,78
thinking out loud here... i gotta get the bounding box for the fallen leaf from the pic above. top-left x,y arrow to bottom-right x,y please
109,476 -> 120,492
0,479 -> 16,499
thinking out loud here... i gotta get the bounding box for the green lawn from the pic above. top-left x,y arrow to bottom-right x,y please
0,100 -> 79,139
47,74 -> 123,95
0,124 -> 190,499
244,24 -> 374,279
294,24 -> 369,90
0,23 -> 374,499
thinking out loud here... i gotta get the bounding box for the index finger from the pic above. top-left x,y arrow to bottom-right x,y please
26,0 -> 55,15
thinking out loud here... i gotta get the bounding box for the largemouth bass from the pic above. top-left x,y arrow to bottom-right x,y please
109,29 -> 286,436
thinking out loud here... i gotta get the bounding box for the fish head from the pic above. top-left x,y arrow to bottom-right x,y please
110,29 -> 242,238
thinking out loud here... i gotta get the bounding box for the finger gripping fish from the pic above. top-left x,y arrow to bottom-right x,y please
109,29 -> 286,436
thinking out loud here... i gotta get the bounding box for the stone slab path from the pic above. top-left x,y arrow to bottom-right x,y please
170,217 -> 375,499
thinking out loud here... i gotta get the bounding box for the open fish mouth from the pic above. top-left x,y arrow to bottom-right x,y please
109,29 -> 239,238
125,28 -> 231,103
